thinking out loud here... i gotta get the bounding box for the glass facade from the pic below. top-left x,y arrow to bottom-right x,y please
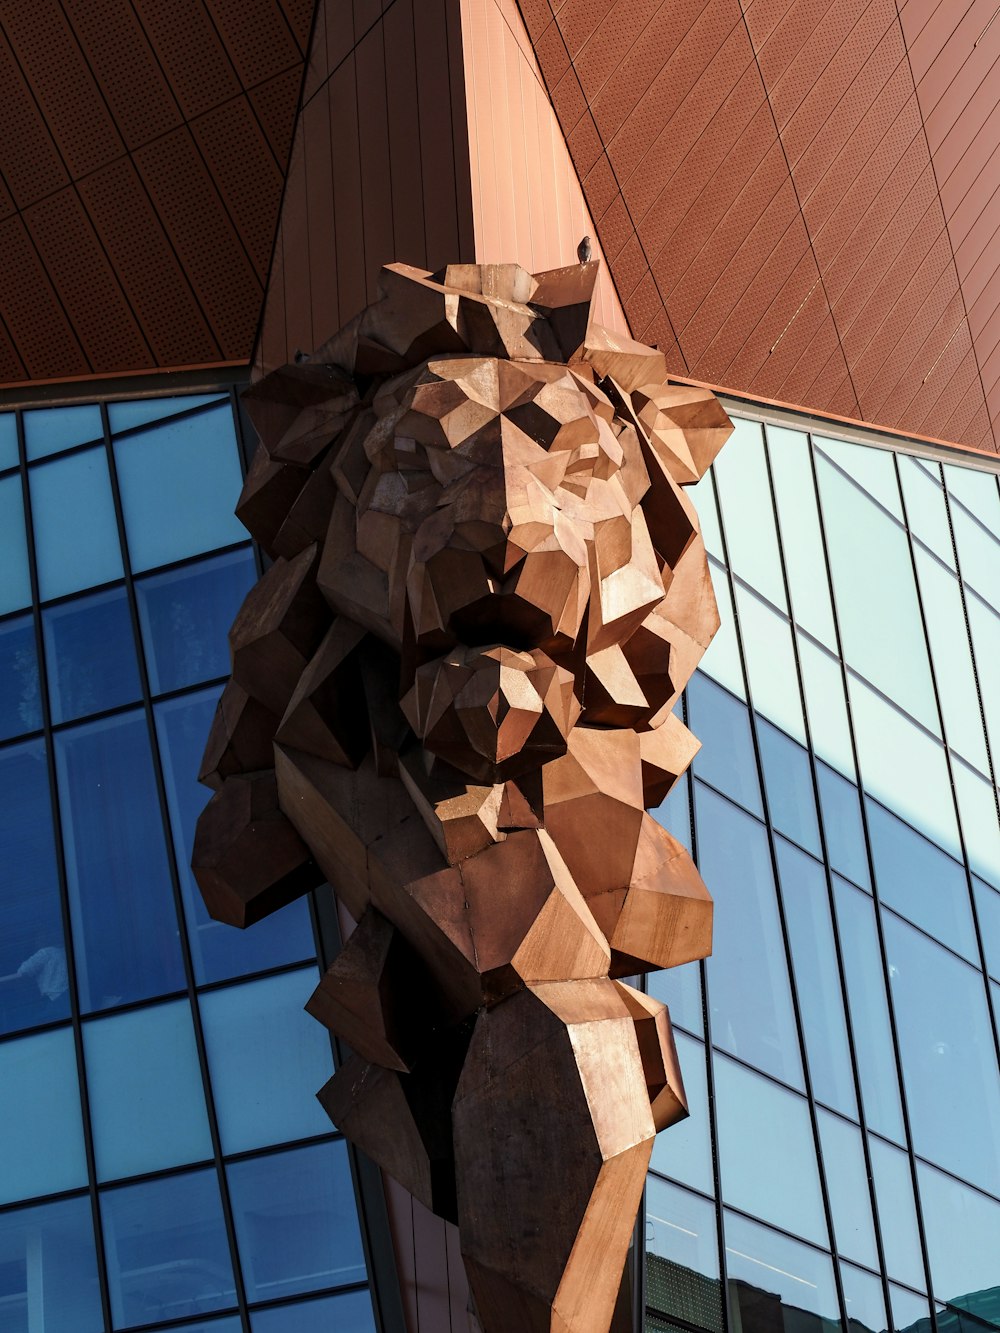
0,389 -> 374,1333
646,417 -> 1000,1333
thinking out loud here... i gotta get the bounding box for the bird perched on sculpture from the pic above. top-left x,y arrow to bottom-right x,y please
577,234 -> 592,262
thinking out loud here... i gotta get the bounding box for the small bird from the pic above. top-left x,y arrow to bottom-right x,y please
577,235 -> 592,263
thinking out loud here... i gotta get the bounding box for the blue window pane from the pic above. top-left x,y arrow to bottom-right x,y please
114,404 -> 246,573
816,762 -> 870,890
56,710 -> 185,1011
646,1178 -> 723,1333
0,739 -> 68,1036
228,1141 -> 366,1302
918,1160 -> 1000,1313
653,769 -> 690,846
883,913 -> 1000,1198
0,412 -> 17,469
43,585 -> 141,724
155,689 -> 315,985
152,1322 -> 241,1333
23,404 -> 103,460
816,1110 -> 877,1269
251,1290 -> 375,1332
688,675 -> 763,818
841,1261 -> 888,1333
84,1000 -> 213,1181
714,1055 -> 827,1247
867,800 -> 977,961
29,447 -> 123,601
0,1195 -> 103,1333
200,968 -> 333,1153
650,1031 -> 712,1196
974,878 -> 1000,980
889,1285 -> 932,1332
0,613 -> 41,740
647,960 -> 703,1039
0,1028 -> 87,1204
137,547 -> 256,695
696,784 -> 803,1087
723,1210 -> 840,1333
833,878 -> 904,1143
868,1136 -> 926,1291
776,839 -> 857,1119
101,1169 -> 236,1328
0,473 -> 31,615
758,720 -> 821,856
109,393 -> 228,434
952,754 -> 1000,890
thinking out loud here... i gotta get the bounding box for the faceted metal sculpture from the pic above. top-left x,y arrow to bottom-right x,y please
192,259 -> 732,1333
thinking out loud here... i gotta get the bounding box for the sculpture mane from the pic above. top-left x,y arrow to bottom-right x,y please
192,259 -> 732,1333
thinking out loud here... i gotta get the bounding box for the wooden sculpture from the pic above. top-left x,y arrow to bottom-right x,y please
193,259 -> 732,1333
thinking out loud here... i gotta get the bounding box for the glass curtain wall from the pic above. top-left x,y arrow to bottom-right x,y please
0,391 -> 374,1333
646,415 -> 1000,1333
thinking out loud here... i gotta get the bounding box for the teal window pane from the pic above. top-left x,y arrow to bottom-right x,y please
952,505 -> 1000,605
841,1261 -> 888,1333
966,594 -> 1000,785
0,1027 -> 87,1204
0,412 -> 17,469
113,403 -> 246,573
816,1109 -> 877,1268
698,557 -> 744,697
23,404 -> 102,461
650,1030 -> 712,1195
228,1141 -> 366,1302
898,455 -> 954,568
43,584 -> 141,724
688,675 -> 763,818
766,424 -> 837,648
688,467 -> 723,562
0,1196 -> 103,1333
712,417 -> 786,609
0,473 -> 31,615
868,1136 -> 925,1291
101,1169 -> 236,1327
200,968 -> 333,1154
108,393 -> 228,434
943,462 -> 1000,530
974,878 -> 1000,980
918,1160 -> 1000,1311
734,587 -> 805,744
697,783 -> 802,1087
815,434 -> 903,519
251,1290 -> 375,1332
0,612 -> 42,740
84,1000 -> 213,1181
883,913 -> 1000,1198
646,1178 -> 722,1333
29,447 -> 122,601
723,1210 -> 840,1332
797,635 -> 856,781
715,1055 -> 827,1246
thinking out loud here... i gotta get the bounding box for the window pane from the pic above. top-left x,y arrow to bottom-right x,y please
883,913 -> 1000,1198
0,412 -> 17,469
200,968 -> 333,1154
688,675 -> 763,818
151,1321 -> 241,1333
250,1291 -> 375,1333
797,636 -> 856,781
84,1000 -> 213,1181
966,593 -> 1000,778
952,753 -> 1000,891
0,473 -> 31,616
650,1031 -> 713,1196
898,455 -> 954,568
696,784 -> 802,1087
109,393 -> 228,434
155,689 -> 315,985
43,585 -> 141,724
765,424 -> 837,648
699,557 -> 744,696
714,1055 -> 827,1246
29,448 -> 123,601
888,1284 -> 931,1332
815,434 -> 903,519
114,404 -> 246,573
759,721 -> 821,856
840,1261 -> 887,1333
56,710 -> 185,1011
228,1141 -> 366,1302
137,547 -> 256,695
974,878 -> 1000,980
917,1160 -> 1000,1313
653,768 -> 691,845
815,762 -> 870,890
723,1210 -> 841,1333
0,613 -> 41,741
647,960 -> 703,1039
712,417 -> 786,610
0,1195 -> 103,1333
943,462 -> 1000,530
689,467 -> 723,562
0,1027 -> 87,1204
0,739 -> 68,1036
646,1178 -> 723,1333
867,1136 -> 925,1291
776,839 -> 857,1118
101,1169 -> 236,1327
951,505 -> 1000,606
735,588 -> 805,744
23,404 -> 102,461
816,1110 -> 877,1268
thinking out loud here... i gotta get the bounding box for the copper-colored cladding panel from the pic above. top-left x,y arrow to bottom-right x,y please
0,0 -> 310,387
193,260 -> 731,1332
519,0 -> 1000,454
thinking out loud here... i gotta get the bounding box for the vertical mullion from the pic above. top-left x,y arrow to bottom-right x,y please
99,402 -> 252,1332
15,412 -> 115,1332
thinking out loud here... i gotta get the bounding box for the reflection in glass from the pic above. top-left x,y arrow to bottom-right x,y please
758,721 -> 821,856
200,968 -> 333,1154
724,1210 -> 840,1333
0,473 -> 31,616
712,417 -> 786,610
228,1141 -> 366,1302
250,1291 -> 376,1332
888,1284 -> 932,1333
155,689 -> 315,985
917,1160 -> 1000,1313
0,612 -> 41,741
0,1195 -> 103,1332
114,404 -> 246,573
0,1027 -> 87,1205
765,424 -> 837,648
0,739 -> 68,1036
56,710 -> 185,1011
43,585 -> 141,724
840,1261 -> 887,1333
101,1169 -> 236,1327
646,1177 -> 723,1333
815,762 -> 870,890
867,1137 -> 925,1292
883,913 -> 1000,1198
776,839 -> 857,1118
816,1110 -> 877,1268
84,1000 -> 213,1181
688,675 -> 763,817
650,1031 -> 713,1196
23,404 -> 102,460
28,447 -> 123,601
137,547 -> 256,695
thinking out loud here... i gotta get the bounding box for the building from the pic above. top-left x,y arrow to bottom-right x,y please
0,2 -> 997,1332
